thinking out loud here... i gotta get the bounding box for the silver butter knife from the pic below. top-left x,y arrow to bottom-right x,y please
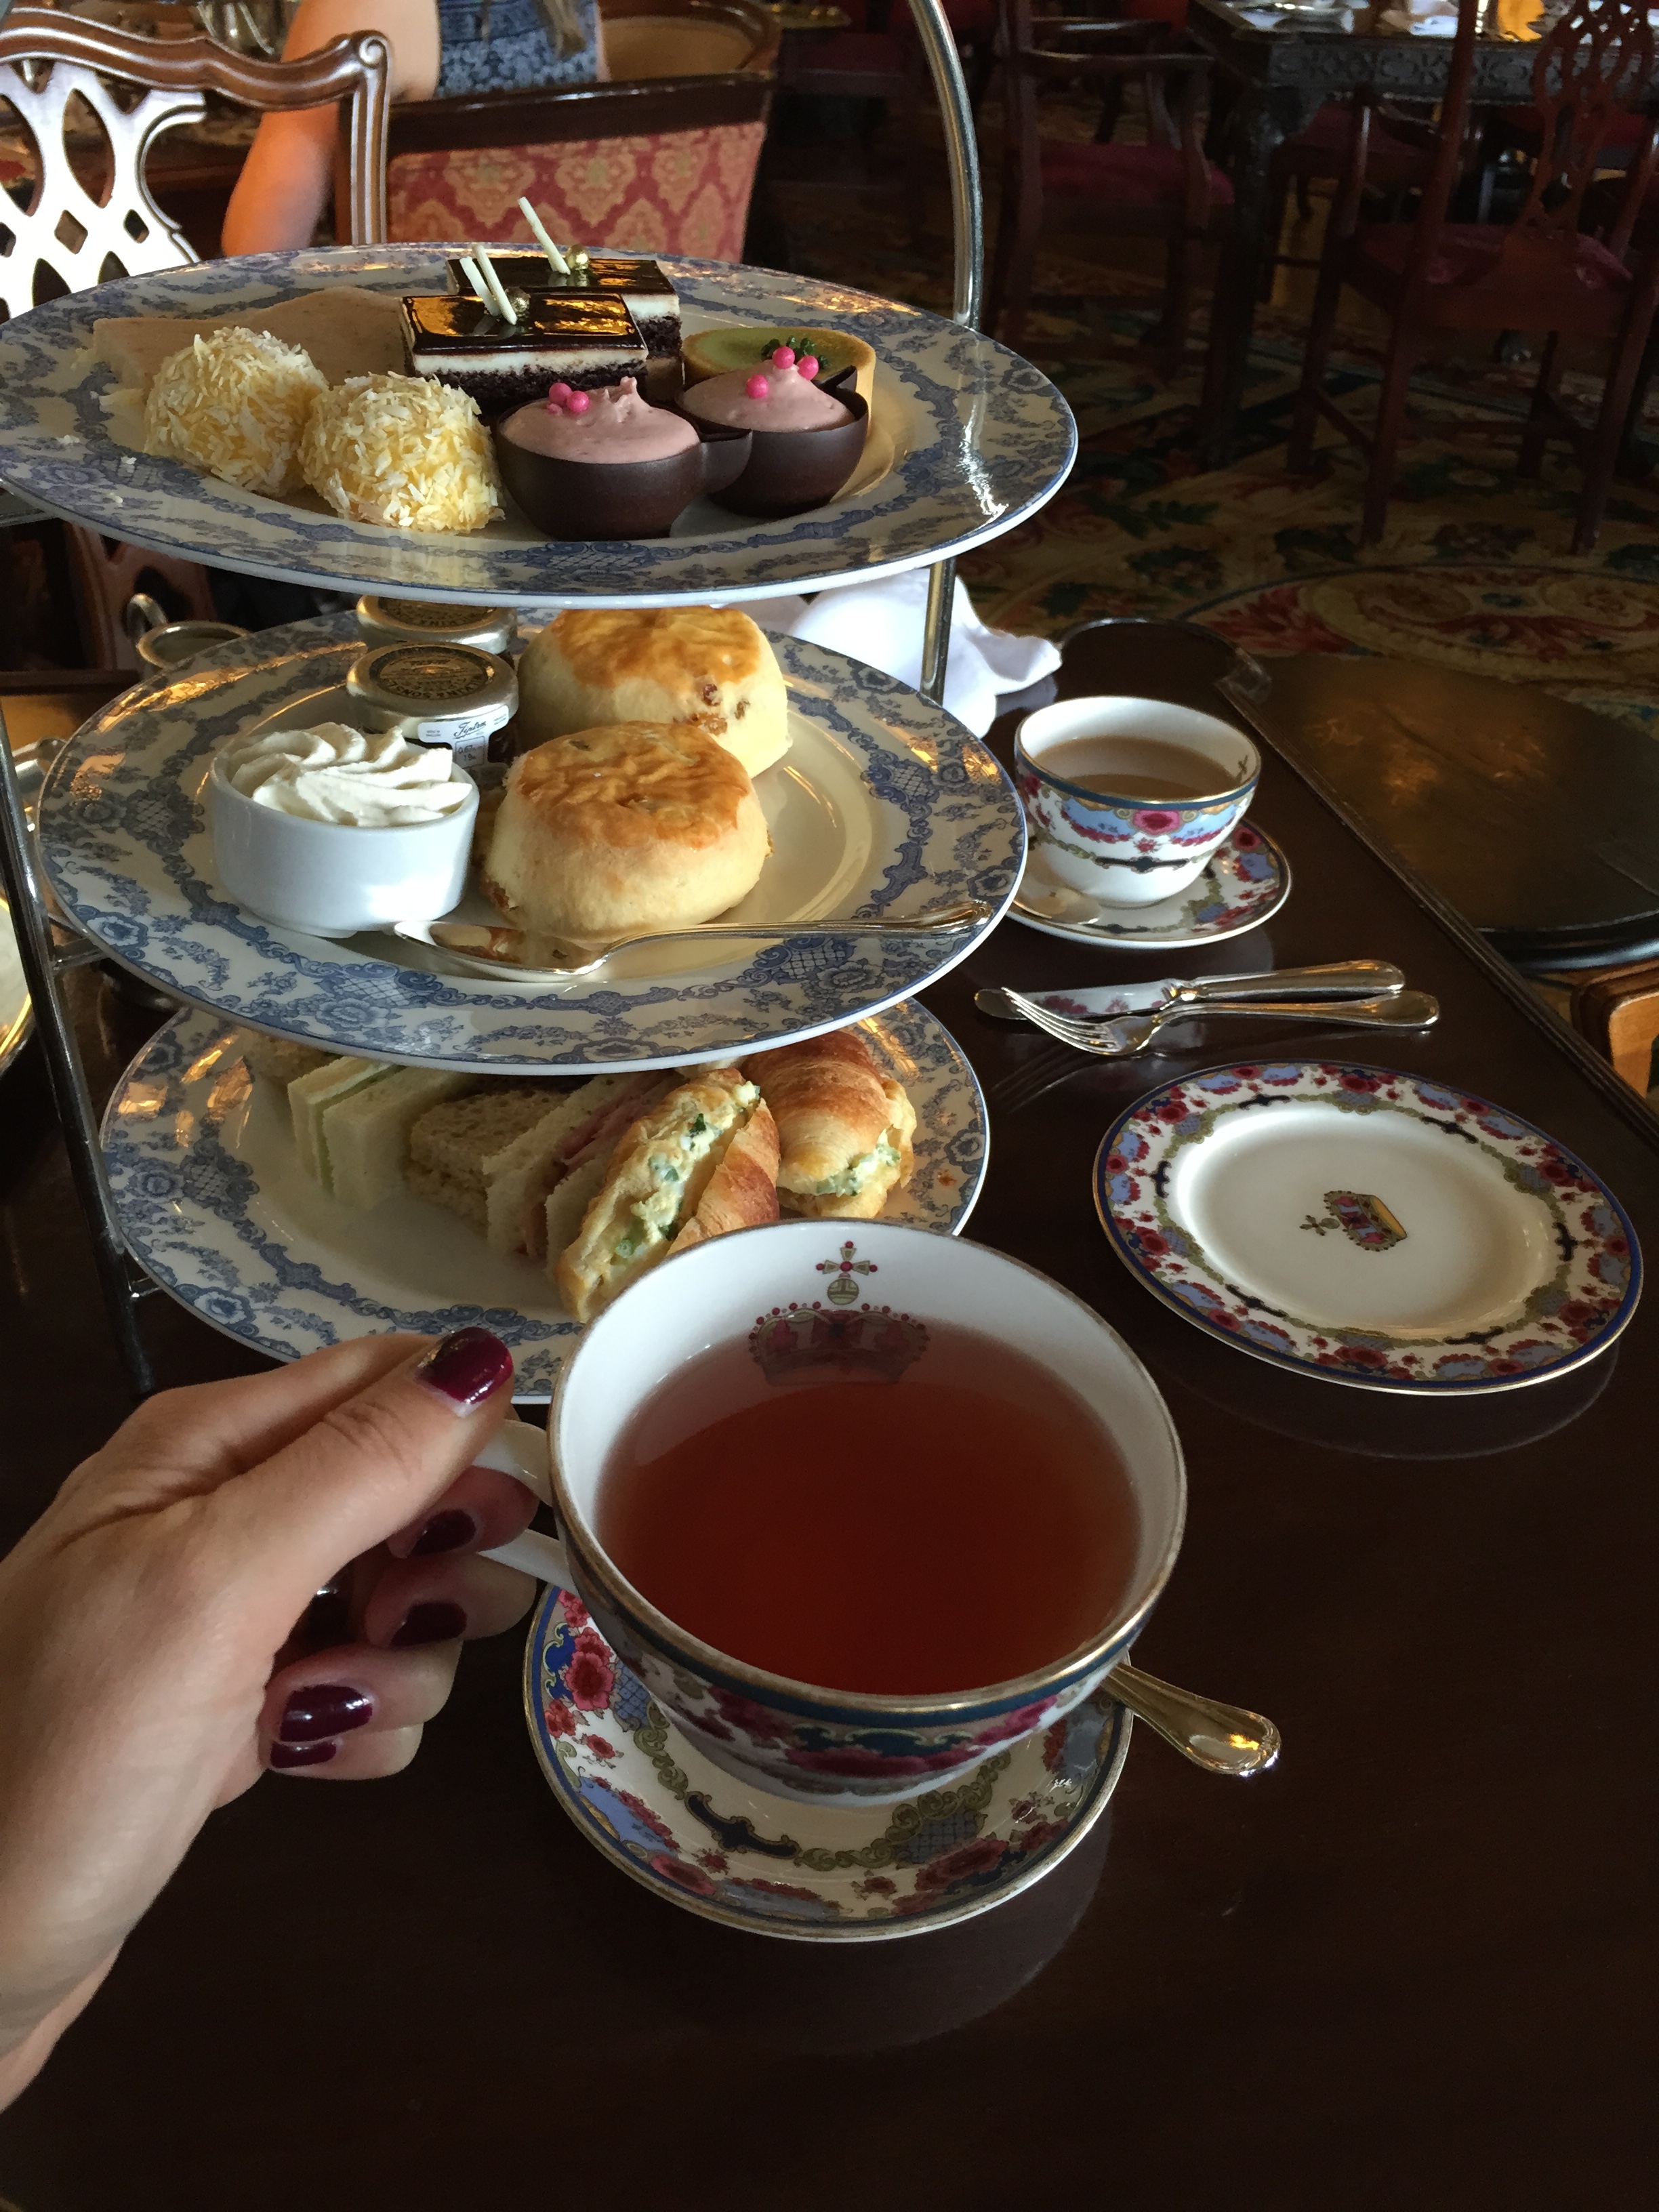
975,959 -> 1405,1025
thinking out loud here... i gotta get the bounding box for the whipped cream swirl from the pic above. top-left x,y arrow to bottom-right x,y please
217,722 -> 472,827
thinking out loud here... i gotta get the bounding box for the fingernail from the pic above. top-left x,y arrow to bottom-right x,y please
409,1509 -> 476,1557
391,1600 -> 467,1647
270,1739 -> 338,1769
279,1684 -> 373,1744
414,1327 -> 513,1412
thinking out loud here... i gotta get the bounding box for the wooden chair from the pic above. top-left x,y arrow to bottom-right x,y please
1287,0 -> 1659,552
986,2 -> 1231,375
0,9 -> 390,668
1572,960 -> 1659,1097
386,66 -> 774,260
600,0 -> 781,77
1258,102 -> 1438,302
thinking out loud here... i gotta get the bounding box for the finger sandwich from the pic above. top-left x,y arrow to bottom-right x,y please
484,1069 -> 672,1257
555,1068 -> 778,1322
407,1085 -> 567,1231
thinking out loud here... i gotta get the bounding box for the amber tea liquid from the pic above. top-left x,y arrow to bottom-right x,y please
595,1322 -> 1140,1696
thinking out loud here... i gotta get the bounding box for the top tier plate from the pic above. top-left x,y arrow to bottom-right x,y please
0,245 -> 1076,607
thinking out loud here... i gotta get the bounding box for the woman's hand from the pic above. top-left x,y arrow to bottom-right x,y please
0,1328 -> 537,2109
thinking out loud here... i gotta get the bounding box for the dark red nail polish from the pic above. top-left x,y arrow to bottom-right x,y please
410,1509 -> 476,1557
414,1327 -> 513,1412
391,1600 -> 467,1647
270,1739 -> 338,1769
279,1684 -> 373,1744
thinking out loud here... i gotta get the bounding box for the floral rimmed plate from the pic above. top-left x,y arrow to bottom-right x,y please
0,246 -> 1075,605
39,617 -> 1021,1073
1094,1061 -> 1641,1394
1012,822 -> 1288,949
101,999 -> 987,1400
523,1586 -> 1130,1942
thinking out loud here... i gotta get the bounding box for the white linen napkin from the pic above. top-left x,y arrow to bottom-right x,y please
730,573 -> 1062,737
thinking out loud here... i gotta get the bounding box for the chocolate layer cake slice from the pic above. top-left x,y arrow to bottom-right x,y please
445,255 -> 680,394
403,294 -> 647,418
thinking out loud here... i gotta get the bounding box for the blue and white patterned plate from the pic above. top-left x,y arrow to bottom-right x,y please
39,617 -> 1022,1073
524,1585 -> 1130,1941
0,246 -> 1076,604
102,998 -> 988,1399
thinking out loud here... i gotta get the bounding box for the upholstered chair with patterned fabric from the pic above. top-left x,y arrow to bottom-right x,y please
386,24 -> 775,262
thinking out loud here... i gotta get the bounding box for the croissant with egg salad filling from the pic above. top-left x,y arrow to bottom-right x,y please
745,1029 -> 916,1220
555,1067 -> 779,1322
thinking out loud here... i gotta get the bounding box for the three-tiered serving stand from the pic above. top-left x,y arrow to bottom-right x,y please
0,5 -> 1067,1398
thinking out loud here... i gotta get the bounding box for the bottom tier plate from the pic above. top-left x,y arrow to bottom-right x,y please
102,1001 -> 987,1399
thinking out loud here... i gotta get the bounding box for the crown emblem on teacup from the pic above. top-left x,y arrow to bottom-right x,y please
749,1269 -> 928,1387
817,1239 -> 876,1307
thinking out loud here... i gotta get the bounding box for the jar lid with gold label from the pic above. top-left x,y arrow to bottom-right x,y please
354,596 -> 517,656
346,643 -> 518,769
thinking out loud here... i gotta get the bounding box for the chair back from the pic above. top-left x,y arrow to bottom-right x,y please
600,0 -> 781,78
0,8 -> 389,316
1513,0 -> 1654,247
386,73 -> 772,259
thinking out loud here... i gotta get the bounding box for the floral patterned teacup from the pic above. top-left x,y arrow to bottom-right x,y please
1015,695 -> 1260,908
477,1221 -> 1186,1807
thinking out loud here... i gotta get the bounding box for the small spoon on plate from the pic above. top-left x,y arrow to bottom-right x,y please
394,897 -> 992,983
1107,1662 -> 1281,1777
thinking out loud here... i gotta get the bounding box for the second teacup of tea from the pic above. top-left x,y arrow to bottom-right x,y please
1015,695 -> 1260,907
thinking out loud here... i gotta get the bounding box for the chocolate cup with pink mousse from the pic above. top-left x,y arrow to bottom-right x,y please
684,367 -> 870,521
493,414 -> 751,541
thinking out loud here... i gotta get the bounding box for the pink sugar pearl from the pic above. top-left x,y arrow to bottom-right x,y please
567,389 -> 592,413
771,345 -> 796,368
745,372 -> 771,400
798,354 -> 820,380
547,381 -> 573,403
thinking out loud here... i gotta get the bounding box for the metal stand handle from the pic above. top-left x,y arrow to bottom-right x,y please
0,708 -> 155,1397
905,0 -> 984,707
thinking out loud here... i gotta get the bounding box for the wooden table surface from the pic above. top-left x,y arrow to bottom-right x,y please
0,643 -> 1654,2209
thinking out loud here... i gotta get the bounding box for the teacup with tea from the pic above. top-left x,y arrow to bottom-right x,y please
477,1220 -> 1186,1806
1015,695 -> 1261,908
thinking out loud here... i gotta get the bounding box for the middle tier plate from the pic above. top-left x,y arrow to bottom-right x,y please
39,619 -> 1023,1073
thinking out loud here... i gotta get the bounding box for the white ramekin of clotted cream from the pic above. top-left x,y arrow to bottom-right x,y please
208,721 -> 478,938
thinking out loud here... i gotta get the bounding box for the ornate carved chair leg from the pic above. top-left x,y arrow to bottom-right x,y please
1361,333 -> 1420,546
1572,302 -> 1659,554
1258,171 -> 1290,302
1000,168 -> 1044,352
1517,331 -> 1562,478
1159,226 -> 1191,380
1287,262 -> 1344,472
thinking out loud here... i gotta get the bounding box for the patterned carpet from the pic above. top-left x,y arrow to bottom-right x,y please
769,145 -> 1659,734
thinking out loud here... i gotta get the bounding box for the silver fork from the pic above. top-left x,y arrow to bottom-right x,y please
1004,987 -> 1439,1057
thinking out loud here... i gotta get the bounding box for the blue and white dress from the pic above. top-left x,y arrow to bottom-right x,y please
434,0 -> 602,95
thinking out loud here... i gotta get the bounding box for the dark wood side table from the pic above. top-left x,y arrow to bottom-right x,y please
0,647 -> 1654,2208
1189,0 -> 1546,467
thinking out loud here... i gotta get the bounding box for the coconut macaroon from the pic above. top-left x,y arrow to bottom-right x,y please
143,325 -> 327,497
300,371 -> 501,533
483,721 -> 769,943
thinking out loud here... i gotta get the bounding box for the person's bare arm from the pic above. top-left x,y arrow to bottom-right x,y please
221,0 -> 439,256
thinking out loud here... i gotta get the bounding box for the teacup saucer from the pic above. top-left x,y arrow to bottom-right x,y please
523,1589 -> 1131,1942
1011,822 -> 1290,949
